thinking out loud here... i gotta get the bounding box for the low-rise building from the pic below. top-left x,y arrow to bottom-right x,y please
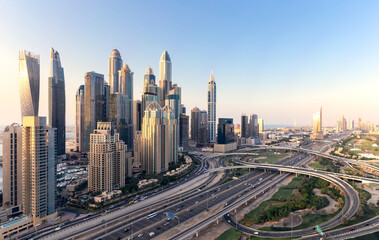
94,190 -> 122,203
137,179 -> 158,189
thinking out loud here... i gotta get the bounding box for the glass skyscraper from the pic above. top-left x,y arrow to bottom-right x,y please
19,50 -> 40,119
207,71 -> 216,143
48,48 -> 66,155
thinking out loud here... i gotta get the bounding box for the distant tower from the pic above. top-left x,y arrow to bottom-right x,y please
108,49 -> 123,93
48,48 -> 66,155
311,107 -> 323,139
75,85 -> 85,152
241,115 -> 249,138
19,50 -> 40,119
207,71 -> 216,143
159,50 -> 172,103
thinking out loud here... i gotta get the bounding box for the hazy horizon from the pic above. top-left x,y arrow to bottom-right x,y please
1,1 -> 379,126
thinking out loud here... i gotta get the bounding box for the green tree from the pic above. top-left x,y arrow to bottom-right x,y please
341,216 -> 348,225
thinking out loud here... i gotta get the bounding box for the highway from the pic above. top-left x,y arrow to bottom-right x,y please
85,154 -> 306,240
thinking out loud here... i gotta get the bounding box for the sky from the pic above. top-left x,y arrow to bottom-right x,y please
1,0 -> 379,127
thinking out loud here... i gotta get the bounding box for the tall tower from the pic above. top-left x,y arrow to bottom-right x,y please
159,50 -> 172,103
19,50 -> 40,119
3,124 -> 23,208
311,107 -> 323,139
88,122 -> 127,193
241,115 -> 249,138
117,63 -> 134,149
75,85 -> 85,152
22,116 -> 57,226
207,71 -> 216,143
83,71 -> 107,151
142,67 -> 161,112
108,49 -> 123,94
48,48 -> 66,155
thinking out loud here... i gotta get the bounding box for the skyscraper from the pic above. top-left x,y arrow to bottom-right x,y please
108,49 -> 123,94
133,100 -> 142,134
142,67 -> 161,112
311,107 -> 323,140
241,115 -> 249,138
83,72 -> 108,151
88,122 -> 127,193
207,71 -> 216,143
191,107 -> 201,142
179,114 -> 189,151
48,48 -> 66,155
75,85 -> 85,152
118,64 -> 134,148
258,118 -> 264,134
357,118 -> 362,130
139,101 -> 178,174
159,50 -> 172,104
217,118 -> 234,144
22,116 -> 57,226
19,50 -> 40,119
3,124 -> 23,208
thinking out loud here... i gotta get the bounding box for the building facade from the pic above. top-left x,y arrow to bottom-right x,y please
75,85 -> 85,152
88,122 -> 127,193
3,124 -> 23,208
19,50 -> 40,119
108,49 -> 123,94
83,72 -> 108,151
22,116 -> 57,226
159,51 -> 172,104
311,107 -> 323,140
217,118 -> 234,144
241,115 -> 249,138
48,48 -> 66,155
207,72 -> 216,143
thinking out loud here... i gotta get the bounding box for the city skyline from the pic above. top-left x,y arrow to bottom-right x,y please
2,1 -> 379,127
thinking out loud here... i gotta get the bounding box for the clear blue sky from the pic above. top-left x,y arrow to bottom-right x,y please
1,0 -> 379,126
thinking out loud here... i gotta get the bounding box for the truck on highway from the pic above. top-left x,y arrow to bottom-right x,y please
147,212 -> 158,219
254,231 -> 259,235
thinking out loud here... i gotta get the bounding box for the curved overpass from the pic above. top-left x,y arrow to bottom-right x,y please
170,162 -> 360,240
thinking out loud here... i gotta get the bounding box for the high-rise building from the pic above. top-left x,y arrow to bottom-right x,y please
217,118 -> 234,144
88,122 -> 128,193
75,85 -> 85,152
191,107 -> 208,146
179,114 -> 189,151
357,118 -> 362,130
241,115 -> 249,138
191,107 -> 201,142
207,71 -> 216,143
249,114 -> 259,139
83,72 -> 108,151
258,118 -> 264,134
311,107 -> 323,140
22,116 -> 57,226
118,64 -> 134,149
108,49 -> 123,94
3,124 -> 23,208
159,51 -> 172,104
166,85 -> 181,119
142,67 -> 161,112
339,115 -> 347,132
48,48 -> 66,155
133,100 -> 142,134
19,50 -> 40,119
138,102 -> 178,174
349,120 -> 355,130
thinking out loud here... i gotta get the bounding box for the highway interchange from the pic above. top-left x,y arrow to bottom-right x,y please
21,132 -> 379,240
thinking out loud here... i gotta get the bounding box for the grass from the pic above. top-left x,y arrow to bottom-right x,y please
241,176 -> 303,226
292,209 -> 341,230
311,162 -> 324,169
216,228 -> 241,240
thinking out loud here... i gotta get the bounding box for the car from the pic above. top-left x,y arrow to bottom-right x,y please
337,215 -> 341,219
127,237 -> 133,240
187,208 -> 192,212
156,227 -> 161,230
176,207 -> 181,212
124,227 -> 130,232
366,223 -> 370,226
54,227 -> 61,231
164,221 -> 170,226
138,233 -> 144,237
254,232 -> 259,235
195,201 -> 199,204
350,228 -> 355,231
149,232 -> 155,237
